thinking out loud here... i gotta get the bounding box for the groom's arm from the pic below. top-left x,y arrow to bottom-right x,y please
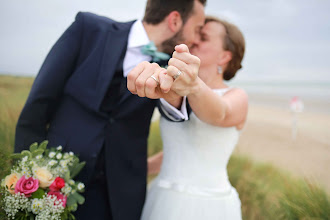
15,13 -> 84,152
157,97 -> 190,122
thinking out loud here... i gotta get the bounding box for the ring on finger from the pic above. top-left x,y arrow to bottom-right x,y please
173,70 -> 182,80
150,75 -> 159,86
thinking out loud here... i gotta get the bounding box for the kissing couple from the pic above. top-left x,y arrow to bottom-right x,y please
15,0 -> 247,219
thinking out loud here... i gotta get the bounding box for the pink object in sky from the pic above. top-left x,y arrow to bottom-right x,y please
290,96 -> 304,113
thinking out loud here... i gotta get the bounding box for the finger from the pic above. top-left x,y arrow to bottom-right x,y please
127,61 -> 148,94
145,77 -> 159,99
175,44 -> 190,53
159,70 -> 174,93
136,63 -> 159,97
145,69 -> 162,98
166,65 -> 185,82
172,51 -> 200,65
168,58 -> 191,77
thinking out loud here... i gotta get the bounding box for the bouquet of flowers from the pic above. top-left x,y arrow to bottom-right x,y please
0,141 -> 86,220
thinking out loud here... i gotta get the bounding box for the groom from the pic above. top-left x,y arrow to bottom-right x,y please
14,0 -> 206,219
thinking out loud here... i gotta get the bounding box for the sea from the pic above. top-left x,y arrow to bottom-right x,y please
228,80 -> 330,114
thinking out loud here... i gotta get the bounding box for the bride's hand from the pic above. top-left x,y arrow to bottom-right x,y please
166,44 -> 201,97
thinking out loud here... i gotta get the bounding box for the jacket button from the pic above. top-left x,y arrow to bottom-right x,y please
109,118 -> 115,124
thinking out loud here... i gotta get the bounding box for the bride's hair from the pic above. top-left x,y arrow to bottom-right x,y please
143,0 -> 207,25
205,16 -> 245,81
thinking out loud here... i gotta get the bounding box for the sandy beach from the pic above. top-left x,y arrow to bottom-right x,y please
235,94 -> 330,192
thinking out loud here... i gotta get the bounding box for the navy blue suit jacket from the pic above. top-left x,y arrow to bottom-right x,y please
15,12 -> 175,220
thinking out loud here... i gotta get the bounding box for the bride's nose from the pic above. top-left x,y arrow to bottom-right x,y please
190,43 -> 199,51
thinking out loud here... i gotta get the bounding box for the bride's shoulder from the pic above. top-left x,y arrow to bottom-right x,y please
215,87 -> 248,103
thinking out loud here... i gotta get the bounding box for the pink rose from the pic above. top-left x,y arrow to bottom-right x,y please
15,176 -> 39,197
49,177 -> 65,191
48,191 -> 67,207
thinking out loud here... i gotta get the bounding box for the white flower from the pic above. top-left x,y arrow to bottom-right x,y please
36,155 -> 43,160
22,156 -> 28,163
59,160 -> 68,168
48,160 -> 58,166
61,184 -> 72,195
56,146 -> 63,151
49,152 -> 56,158
31,198 -> 44,214
69,179 -> 75,185
77,183 -> 85,191
21,167 -> 31,177
69,152 -> 74,156
3,192 -> 30,218
56,153 -> 62,160
63,153 -> 70,159
29,161 -> 36,166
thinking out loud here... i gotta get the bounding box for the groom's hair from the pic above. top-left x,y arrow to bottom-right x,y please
143,0 -> 206,25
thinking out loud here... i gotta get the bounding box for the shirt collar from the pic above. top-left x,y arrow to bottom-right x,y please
127,20 -> 151,48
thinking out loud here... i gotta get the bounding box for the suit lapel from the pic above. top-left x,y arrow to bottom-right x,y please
97,20 -> 135,109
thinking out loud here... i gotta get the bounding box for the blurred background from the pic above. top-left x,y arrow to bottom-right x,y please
1,0 -> 329,219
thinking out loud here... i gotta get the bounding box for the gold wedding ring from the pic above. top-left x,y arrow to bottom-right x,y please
173,70 -> 182,80
150,75 -> 159,86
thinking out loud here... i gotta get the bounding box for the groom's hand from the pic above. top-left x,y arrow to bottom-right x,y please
166,44 -> 201,97
127,62 -> 180,100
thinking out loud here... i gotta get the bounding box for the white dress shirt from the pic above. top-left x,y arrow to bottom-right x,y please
123,20 -> 188,121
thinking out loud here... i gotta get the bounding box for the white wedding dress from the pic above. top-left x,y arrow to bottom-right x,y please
141,88 -> 242,220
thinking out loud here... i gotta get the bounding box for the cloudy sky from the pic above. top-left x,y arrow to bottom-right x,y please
1,0 -> 330,82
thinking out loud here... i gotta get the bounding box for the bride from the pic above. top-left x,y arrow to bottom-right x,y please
141,16 -> 247,220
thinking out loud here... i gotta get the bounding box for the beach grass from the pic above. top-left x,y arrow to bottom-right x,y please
0,74 -> 329,219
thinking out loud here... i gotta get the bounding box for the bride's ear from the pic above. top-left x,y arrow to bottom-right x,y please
167,11 -> 183,33
217,51 -> 232,66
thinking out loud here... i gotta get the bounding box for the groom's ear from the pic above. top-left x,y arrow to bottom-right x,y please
167,11 -> 183,33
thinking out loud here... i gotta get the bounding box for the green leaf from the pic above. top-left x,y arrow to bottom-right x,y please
72,192 -> 85,205
39,140 -> 48,151
66,194 -> 77,207
21,150 -> 32,159
31,149 -> 44,158
69,213 -> 76,220
29,214 -> 35,220
70,162 -> 86,179
70,203 -> 78,212
64,171 -> 71,182
29,143 -> 38,152
31,188 -> 45,199
11,153 -> 23,159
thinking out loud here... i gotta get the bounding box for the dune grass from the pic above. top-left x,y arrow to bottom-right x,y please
0,74 -> 329,219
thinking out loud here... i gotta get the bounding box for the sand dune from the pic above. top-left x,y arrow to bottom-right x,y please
235,104 -> 330,191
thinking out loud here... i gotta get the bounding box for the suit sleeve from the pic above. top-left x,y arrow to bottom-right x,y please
157,97 -> 192,122
14,12 -> 84,152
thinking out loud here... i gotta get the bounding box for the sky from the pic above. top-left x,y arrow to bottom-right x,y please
1,0 -> 330,82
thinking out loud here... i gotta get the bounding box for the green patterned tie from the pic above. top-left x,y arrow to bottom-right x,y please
141,41 -> 170,63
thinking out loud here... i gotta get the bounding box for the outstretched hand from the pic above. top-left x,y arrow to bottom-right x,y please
127,62 -> 180,101
166,44 -> 201,96
127,44 -> 201,100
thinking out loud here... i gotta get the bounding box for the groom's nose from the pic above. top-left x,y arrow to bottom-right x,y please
193,34 -> 201,45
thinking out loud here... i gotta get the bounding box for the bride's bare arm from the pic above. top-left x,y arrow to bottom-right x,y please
147,151 -> 163,175
187,78 -> 248,128
167,44 -> 248,128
